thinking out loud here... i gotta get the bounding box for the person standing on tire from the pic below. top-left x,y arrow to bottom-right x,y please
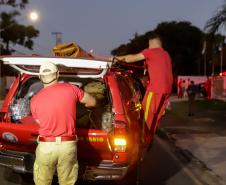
30,61 -> 96,185
113,32 -> 173,136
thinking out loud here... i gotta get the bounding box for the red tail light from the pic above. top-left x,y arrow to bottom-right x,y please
113,122 -> 127,152
112,121 -> 129,163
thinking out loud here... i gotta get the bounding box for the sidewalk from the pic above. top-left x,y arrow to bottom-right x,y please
159,95 -> 226,184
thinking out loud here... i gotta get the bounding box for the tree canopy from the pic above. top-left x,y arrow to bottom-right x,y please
0,0 -> 40,98
205,1 -> 226,33
0,0 -> 29,9
0,0 -> 39,55
111,21 -> 204,76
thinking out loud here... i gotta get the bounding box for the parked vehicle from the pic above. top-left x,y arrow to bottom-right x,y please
0,56 -> 152,183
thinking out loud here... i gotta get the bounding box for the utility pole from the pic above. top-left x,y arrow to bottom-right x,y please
220,44 -> 223,74
51,32 -> 62,46
220,37 -> 225,74
0,24 -> 4,99
202,40 -> 207,76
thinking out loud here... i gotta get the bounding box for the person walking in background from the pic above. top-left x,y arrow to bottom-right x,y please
30,62 -> 96,185
184,78 -> 190,98
112,32 -> 173,136
187,80 -> 196,116
181,80 -> 186,98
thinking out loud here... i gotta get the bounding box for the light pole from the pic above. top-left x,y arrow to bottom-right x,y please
52,32 -> 62,46
217,39 -> 225,75
220,44 -> 223,74
219,38 -> 225,75
202,40 -> 207,76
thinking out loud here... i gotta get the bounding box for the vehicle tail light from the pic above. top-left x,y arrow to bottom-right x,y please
113,137 -> 127,152
113,121 -> 127,152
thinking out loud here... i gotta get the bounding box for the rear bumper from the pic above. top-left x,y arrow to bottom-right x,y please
0,150 -> 129,181
0,150 -> 34,173
81,160 -> 129,181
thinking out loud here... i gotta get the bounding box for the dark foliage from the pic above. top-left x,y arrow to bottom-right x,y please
1,10 -> 39,55
0,0 -> 28,9
205,1 -> 226,33
111,21 -> 204,76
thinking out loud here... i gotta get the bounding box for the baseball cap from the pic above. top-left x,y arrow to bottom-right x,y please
39,61 -> 58,75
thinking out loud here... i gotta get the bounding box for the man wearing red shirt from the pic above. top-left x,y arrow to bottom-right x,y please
205,76 -> 212,99
30,62 -> 96,185
178,78 -> 183,98
114,33 -> 173,136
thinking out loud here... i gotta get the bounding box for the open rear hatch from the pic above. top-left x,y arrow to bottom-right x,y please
0,56 -> 114,161
2,56 -> 111,78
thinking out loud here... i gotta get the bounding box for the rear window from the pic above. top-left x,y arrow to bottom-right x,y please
10,76 -> 113,131
16,77 -> 43,99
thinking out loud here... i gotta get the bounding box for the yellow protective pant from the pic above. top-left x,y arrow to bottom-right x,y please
34,140 -> 78,185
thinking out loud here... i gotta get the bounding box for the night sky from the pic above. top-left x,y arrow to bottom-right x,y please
10,0 -> 225,56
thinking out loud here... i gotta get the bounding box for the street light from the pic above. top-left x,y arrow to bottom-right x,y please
215,38 -> 225,75
202,40 -> 207,76
219,38 -> 225,74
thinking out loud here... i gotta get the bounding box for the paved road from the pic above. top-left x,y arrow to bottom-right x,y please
160,97 -> 226,185
0,135 -> 222,185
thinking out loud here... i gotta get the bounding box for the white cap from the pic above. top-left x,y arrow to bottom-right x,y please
39,62 -> 58,75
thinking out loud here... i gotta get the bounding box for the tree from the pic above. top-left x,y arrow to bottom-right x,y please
111,21 -> 204,76
112,32 -> 148,56
204,1 -> 226,75
203,33 -> 226,75
154,21 -> 203,75
205,1 -> 226,33
0,0 -> 29,9
0,0 -> 39,98
1,11 -> 39,55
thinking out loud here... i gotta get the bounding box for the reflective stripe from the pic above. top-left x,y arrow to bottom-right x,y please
144,92 -> 153,121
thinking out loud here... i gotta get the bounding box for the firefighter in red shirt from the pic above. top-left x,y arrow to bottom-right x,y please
30,62 -> 96,185
113,33 -> 173,136
178,78 -> 183,98
205,76 -> 212,99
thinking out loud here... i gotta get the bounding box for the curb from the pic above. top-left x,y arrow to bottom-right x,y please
157,129 -> 225,185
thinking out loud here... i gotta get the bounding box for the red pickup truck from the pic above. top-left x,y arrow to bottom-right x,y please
0,56 -> 152,183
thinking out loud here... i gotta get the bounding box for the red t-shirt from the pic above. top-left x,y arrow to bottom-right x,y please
30,83 -> 84,137
142,48 -> 173,93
